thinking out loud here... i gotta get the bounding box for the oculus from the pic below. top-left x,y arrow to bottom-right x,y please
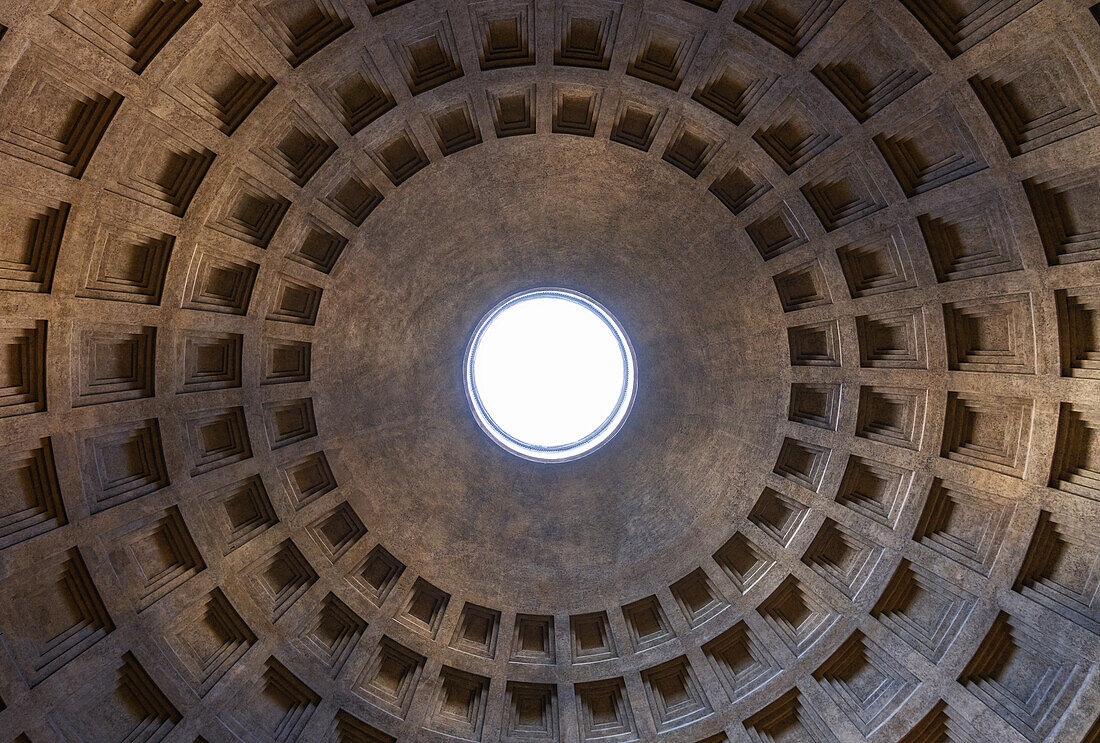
464,288 -> 636,462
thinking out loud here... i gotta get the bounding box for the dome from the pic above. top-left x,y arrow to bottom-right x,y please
0,1 -> 1098,742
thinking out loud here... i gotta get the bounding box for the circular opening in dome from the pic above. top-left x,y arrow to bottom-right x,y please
464,288 -> 637,463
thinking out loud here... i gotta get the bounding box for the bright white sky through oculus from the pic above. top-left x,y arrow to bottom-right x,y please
470,293 -> 630,451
